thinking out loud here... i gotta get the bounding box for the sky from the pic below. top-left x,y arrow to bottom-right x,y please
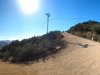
0,0 -> 100,40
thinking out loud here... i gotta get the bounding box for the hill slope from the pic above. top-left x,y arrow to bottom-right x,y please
0,31 -> 65,62
0,32 -> 100,75
0,40 -> 11,49
67,20 -> 100,42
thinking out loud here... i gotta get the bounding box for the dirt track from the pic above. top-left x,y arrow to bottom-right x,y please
0,32 -> 100,75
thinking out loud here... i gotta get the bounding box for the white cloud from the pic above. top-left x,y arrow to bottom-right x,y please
0,37 -> 16,41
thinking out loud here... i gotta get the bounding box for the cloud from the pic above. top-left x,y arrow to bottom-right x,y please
0,37 -> 15,40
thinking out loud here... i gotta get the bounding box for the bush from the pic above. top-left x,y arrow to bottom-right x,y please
0,31 -> 66,63
81,34 -> 86,38
94,36 -> 98,41
2,52 -> 10,61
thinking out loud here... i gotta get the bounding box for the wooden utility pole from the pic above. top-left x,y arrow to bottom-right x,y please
45,12 -> 50,34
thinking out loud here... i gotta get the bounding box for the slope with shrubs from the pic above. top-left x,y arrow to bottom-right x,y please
0,31 -> 65,63
67,20 -> 100,42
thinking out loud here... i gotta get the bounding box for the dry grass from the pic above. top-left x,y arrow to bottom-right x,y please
0,61 -> 40,75
0,32 -> 100,75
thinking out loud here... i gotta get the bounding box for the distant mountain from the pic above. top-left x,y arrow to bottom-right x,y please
0,40 -> 11,48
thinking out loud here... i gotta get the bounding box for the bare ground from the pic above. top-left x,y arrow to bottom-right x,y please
0,32 -> 100,75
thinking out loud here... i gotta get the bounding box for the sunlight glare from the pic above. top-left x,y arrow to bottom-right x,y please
19,0 -> 38,14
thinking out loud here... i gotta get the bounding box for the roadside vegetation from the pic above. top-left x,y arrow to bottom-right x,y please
0,31 -> 66,63
67,20 -> 100,42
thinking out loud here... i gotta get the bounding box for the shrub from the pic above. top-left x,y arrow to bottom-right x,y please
0,31 -> 66,63
94,36 -> 98,41
2,52 -> 10,61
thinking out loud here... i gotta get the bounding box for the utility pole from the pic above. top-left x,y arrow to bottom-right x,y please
45,12 -> 50,34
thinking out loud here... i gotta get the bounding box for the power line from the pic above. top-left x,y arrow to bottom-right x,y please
35,21 -> 47,35
50,18 -> 88,20
35,12 -> 50,35
35,16 -> 88,36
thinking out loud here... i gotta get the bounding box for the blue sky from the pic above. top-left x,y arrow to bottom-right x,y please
0,0 -> 100,40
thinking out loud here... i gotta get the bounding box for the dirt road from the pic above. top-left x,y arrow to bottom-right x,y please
0,32 -> 100,75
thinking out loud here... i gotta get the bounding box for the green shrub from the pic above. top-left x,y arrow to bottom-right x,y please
2,52 -> 10,61
94,36 -> 98,41
0,31 -> 66,63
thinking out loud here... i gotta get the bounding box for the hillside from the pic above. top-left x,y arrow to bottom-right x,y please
0,31 -> 65,63
0,40 -> 11,49
67,20 -> 100,42
0,32 -> 100,75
